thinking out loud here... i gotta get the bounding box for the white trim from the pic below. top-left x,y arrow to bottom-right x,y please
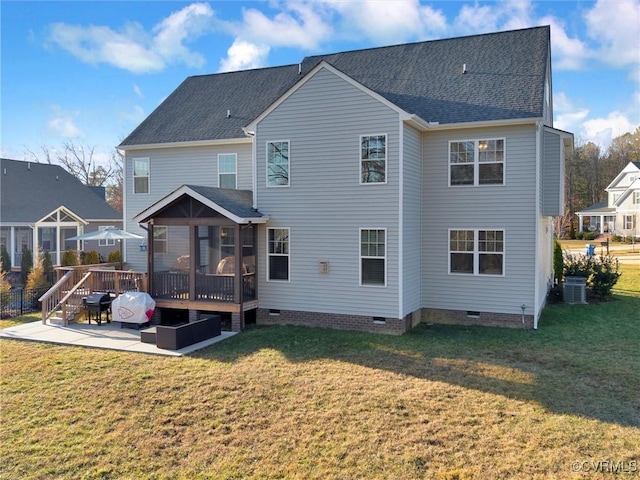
266,139 -> 291,188
359,227 -> 387,288
118,137 -> 252,151
266,227 -> 290,283
217,152 -> 237,189
132,157 -> 150,195
448,228 -> 505,277
245,62 -> 413,132
448,138 -> 506,187
423,116 -> 542,131
132,185 -> 269,224
398,120 -> 404,319
359,133 -> 388,185
534,121 -> 542,329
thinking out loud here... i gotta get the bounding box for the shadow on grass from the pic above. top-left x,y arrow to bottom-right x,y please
195,293 -> 640,428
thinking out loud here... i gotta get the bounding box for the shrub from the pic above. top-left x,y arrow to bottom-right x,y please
1,245 -> 10,273
26,250 -> 49,291
107,250 -> 122,264
42,251 -> 53,276
562,251 -> 621,299
553,239 -> 563,284
590,255 -> 621,298
569,222 -> 576,240
83,250 -> 101,265
21,248 -> 33,284
612,234 -> 622,242
575,231 -> 584,240
583,232 -> 597,241
0,269 -> 10,294
61,250 -> 79,267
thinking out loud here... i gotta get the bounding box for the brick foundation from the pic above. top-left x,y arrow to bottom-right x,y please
256,308 -> 413,335
422,308 -> 534,329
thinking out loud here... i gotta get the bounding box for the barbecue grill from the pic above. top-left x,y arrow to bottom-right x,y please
83,293 -> 112,325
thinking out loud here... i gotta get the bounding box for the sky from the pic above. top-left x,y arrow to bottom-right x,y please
1,0 -> 639,166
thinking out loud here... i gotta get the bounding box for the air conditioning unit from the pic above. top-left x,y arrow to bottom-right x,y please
563,277 -> 586,304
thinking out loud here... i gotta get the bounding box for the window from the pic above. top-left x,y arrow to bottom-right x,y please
634,191 -> 640,204
153,226 -> 168,254
133,158 -> 149,194
218,153 -> 237,189
98,226 -> 116,247
361,135 -> 386,183
449,229 -> 504,275
268,228 -> 289,281
450,139 -> 504,186
267,141 -> 289,186
360,229 -> 386,286
624,215 -> 636,230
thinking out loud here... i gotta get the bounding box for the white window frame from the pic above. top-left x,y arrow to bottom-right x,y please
633,191 -> 640,205
624,215 -> 635,230
360,134 -> 387,185
133,157 -> 150,194
153,226 -> 168,254
266,140 -> 290,187
359,228 -> 387,287
449,138 -> 505,187
98,226 -> 116,247
267,227 -> 290,282
448,229 -> 505,276
218,153 -> 237,189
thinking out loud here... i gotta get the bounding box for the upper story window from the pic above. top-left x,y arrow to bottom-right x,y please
268,228 -> 289,281
449,229 -> 504,276
98,226 -> 116,247
267,141 -> 289,187
133,158 -> 150,194
360,228 -> 386,286
449,139 -> 504,186
361,134 -> 386,184
218,153 -> 237,189
634,191 -> 640,204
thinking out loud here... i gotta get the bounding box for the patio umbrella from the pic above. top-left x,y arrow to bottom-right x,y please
67,227 -> 144,269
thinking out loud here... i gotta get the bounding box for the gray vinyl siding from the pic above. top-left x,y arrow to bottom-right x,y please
255,67 -> 401,319
124,142 -> 252,272
402,124 -> 422,316
422,124 -> 538,315
542,129 -> 562,216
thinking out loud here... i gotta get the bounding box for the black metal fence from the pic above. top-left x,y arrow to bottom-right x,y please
0,287 -> 50,319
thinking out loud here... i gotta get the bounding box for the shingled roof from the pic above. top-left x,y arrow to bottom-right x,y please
0,158 -> 122,223
120,26 -> 550,147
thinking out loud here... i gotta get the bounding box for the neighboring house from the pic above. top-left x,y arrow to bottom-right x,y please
119,26 -> 572,333
0,158 -> 123,268
576,162 -> 640,238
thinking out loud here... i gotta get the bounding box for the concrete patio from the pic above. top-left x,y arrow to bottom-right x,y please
0,320 -> 237,356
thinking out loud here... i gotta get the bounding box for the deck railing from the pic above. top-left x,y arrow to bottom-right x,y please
152,271 -> 255,302
39,265 -> 147,325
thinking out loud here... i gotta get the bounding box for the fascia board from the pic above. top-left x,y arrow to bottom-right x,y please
118,137 -> 252,152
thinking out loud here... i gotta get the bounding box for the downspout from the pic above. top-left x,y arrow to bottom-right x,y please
398,117 -> 404,322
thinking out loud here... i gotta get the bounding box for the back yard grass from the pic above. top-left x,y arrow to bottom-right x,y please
1,265 -> 639,479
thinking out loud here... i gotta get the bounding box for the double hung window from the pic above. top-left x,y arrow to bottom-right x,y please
98,226 -> 116,247
218,153 -> 237,189
268,228 -> 289,281
133,158 -> 150,194
450,139 -> 504,186
449,229 -> 504,275
360,229 -> 386,286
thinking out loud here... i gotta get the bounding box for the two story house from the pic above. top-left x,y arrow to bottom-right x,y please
576,161 -> 640,238
119,26 -> 572,333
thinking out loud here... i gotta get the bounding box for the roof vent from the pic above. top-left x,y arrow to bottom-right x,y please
27,162 -> 31,170
298,63 -> 301,75
226,109 -> 231,118
462,63 -> 467,74
3,168 -> 6,175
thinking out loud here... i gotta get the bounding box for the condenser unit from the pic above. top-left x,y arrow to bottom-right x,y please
563,277 -> 586,304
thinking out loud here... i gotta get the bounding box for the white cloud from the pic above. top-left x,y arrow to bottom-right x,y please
219,40 -> 270,72
48,114 -> 83,138
48,2 -> 214,73
133,84 -> 143,98
541,16 -> 589,70
584,0 -> 640,68
235,2 -> 332,49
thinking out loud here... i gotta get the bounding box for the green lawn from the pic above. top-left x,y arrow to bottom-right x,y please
1,266 -> 639,479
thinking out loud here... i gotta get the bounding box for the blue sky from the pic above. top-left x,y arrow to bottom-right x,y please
2,0 -> 639,165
